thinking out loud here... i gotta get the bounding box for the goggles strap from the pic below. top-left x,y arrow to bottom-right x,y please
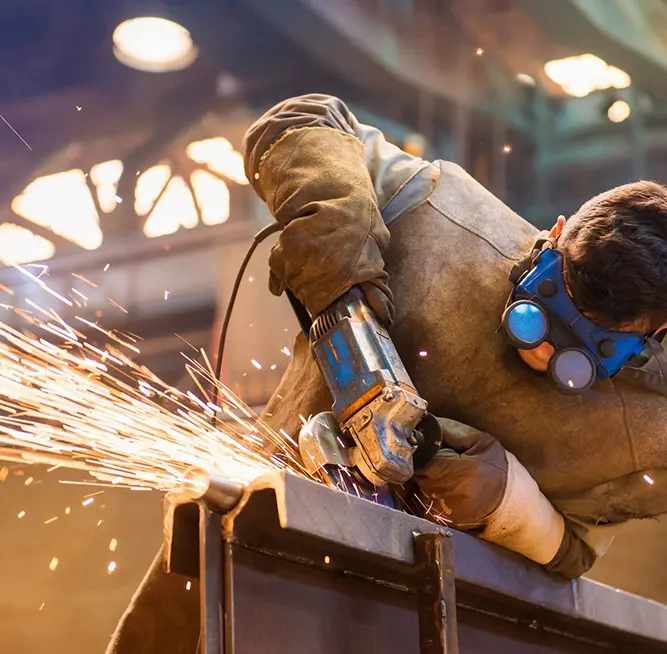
509,235 -> 557,285
619,336 -> 667,395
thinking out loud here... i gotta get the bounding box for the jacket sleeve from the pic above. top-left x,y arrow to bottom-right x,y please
243,94 -> 438,224
551,467 -> 667,523
411,416 -> 599,578
546,465 -> 667,575
475,449 -> 598,578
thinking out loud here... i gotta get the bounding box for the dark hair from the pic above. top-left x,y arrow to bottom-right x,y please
560,180 -> 667,332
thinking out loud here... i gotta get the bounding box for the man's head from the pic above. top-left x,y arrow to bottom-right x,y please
519,181 -> 667,372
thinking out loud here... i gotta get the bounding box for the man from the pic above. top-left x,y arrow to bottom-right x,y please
106,94 -> 667,653
244,93 -> 667,577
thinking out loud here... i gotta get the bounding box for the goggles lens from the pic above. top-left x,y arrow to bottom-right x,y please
504,301 -> 548,348
550,348 -> 596,393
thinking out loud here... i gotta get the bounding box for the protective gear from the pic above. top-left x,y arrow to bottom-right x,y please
358,280 -> 395,326
480,449 -> 565,566
545,522 -> 596,579
414,418 -> 589,577
414,418 -> 508,530
504,239 -> 646,393
256,125 -> 395,323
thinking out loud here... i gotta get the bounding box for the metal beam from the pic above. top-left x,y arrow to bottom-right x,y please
244,0 -> 530,134
167,472 -> 667,653
414,532 -> 459,654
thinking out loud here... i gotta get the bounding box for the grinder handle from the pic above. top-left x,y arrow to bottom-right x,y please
412,413 -> 444,470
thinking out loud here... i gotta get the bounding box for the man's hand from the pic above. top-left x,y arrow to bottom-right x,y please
414,418 -> 507,529
358,281 -> 395,326
413,417 -> 597,578
250,125 -> 395,322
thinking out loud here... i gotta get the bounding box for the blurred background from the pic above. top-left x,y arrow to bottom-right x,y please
1,0 -> 666,651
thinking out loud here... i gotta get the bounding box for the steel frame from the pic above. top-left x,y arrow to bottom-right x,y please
165,472 -> 667,654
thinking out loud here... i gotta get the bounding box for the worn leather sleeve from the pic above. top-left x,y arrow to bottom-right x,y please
416,420 -> 631,578
243,93 -> 434,219
550,467 -> 667,522
541,467 -> 667,578
253,125 -> 393,318
481,451 -> 565,565
414,418 -> 569,568
242,94 -> 437,318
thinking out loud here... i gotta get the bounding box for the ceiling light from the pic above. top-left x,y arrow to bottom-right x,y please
190,170 -> 230,226
143,176 -> 198,238
544,54 -> 630,98
90,160 -> 124,213
112,17 -> 198,73
137,165 -> 232,238
608,100 -> 631,123
135,165 -> 172,216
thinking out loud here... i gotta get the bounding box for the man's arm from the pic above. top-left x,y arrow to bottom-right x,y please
413,417 -> 601,578
242,94 -> 438,320
548,465 -> 667,571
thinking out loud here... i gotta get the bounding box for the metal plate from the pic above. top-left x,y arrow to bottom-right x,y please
220,472 -> 667,651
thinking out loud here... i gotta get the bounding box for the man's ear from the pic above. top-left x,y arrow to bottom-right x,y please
654,321 -> 667,337
549,215 -> 567,240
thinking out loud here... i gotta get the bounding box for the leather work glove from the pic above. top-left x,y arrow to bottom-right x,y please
544,522 -> 596,578
246,126 -> 395,324
413,417 -> 597,578
356,280 -> 395,326
413,418 -> 508,530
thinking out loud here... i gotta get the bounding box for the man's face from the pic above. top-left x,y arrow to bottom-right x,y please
517,215 -> 666,374
519,342 -> 554,372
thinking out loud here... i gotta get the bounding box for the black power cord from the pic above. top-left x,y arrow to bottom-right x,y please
211,222 -> 283,422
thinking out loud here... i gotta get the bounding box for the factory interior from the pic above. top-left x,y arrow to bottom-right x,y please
2,1 -> 667,652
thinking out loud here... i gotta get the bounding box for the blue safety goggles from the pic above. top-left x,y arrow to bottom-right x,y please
502,242 -> 646,393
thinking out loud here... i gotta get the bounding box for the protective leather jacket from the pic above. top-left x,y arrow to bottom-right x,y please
245,94 -> 667,560
105,95 -> 667,654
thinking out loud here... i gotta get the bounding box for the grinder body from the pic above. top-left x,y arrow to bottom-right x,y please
298,287 -> 428,486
